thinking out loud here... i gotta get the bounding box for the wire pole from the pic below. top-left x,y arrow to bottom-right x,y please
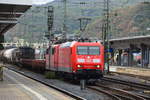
63,0 -> 67,39
31,10 -> 34,47
102,0 -> 110,73
47,6 -> 54,69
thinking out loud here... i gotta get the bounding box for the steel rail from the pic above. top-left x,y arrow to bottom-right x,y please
102,77 -> 150,90
114,94 -> 133,100
96,83 -> 146,100
132,92 -> 150,100
88,86 -> 122,100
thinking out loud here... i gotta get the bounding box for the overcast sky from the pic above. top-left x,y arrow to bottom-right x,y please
32,0 -> 54,5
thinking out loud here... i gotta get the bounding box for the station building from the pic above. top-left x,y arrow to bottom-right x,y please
110,35 -> 150,69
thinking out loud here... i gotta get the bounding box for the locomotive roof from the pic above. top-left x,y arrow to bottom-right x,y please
59,41 -> 101,48
60,41 -> 76,48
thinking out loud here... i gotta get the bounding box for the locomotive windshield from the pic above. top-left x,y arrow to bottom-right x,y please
77,46 -> 100,55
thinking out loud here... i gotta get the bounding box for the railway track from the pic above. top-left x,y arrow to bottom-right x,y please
99,77 -> 150,100
5,65 -> 149,100
5,67 -> 86,100
89,83 -> 146,100
88,86 -> 121,100
102,77 -> 150,90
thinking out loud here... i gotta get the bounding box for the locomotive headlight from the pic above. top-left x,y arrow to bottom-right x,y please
93,59 -> 101,63
77,59 -> 85,63
96,65 -> 100,68
77,65 -> 82,68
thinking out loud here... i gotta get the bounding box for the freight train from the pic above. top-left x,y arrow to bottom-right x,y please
0,47 -> 35,64
0,41 -> 104,80
0,47 -> 21,64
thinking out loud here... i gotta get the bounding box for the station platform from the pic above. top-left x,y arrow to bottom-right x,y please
109,66 -> 150,78
0,67 -> 74,100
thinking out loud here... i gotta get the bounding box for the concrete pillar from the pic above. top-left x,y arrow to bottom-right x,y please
129,49 -> 133,66
117,49 -> 122,66
144,46 -> 149,68
0,35 -> 4,50
122,50 -> 128,66
141,48 -> 144,68
127,50 -> 133,66
127,49 -> 130,66
148,47 -> 150,68
146,48 -> 148,68
148,48 -> 149,65
146,47 -> 149,68
141,44 -> 148,68
128,44 -> 134,67
0,64 -> 3,81
141,44 -> 145,68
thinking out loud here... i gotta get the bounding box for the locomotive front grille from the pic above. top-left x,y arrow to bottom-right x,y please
76,69 -> 103,79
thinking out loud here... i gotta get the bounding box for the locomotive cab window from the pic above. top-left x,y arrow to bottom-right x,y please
77,46 -> 88,55
89,46 -> 100,55
77,46 -> 100,55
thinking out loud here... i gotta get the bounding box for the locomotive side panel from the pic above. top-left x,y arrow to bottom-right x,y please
58,47 -> 72,73
54,46 -> 59,71
45,45 -> 59,71
100,44 -> 104,71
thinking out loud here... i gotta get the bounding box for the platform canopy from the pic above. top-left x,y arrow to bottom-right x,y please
110,35 -> 150,49
0,0 -> 32,35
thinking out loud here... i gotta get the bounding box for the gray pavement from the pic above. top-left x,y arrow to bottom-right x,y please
0,68 -> 75,100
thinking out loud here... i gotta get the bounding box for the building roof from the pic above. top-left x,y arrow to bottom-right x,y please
0,0 -> 32,35
110,35 -> 150,49
0,0 -> 32,5
110,35 -> 150,42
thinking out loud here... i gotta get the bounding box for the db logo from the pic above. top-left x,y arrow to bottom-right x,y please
87,56 -> 90,59
86,59 -> 91,62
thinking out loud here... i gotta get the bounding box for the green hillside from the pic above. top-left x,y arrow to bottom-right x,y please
5,0 -> 147,42
83,2 -> 150,39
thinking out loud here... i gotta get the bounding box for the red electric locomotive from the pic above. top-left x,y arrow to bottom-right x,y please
46,41 -> 104,80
